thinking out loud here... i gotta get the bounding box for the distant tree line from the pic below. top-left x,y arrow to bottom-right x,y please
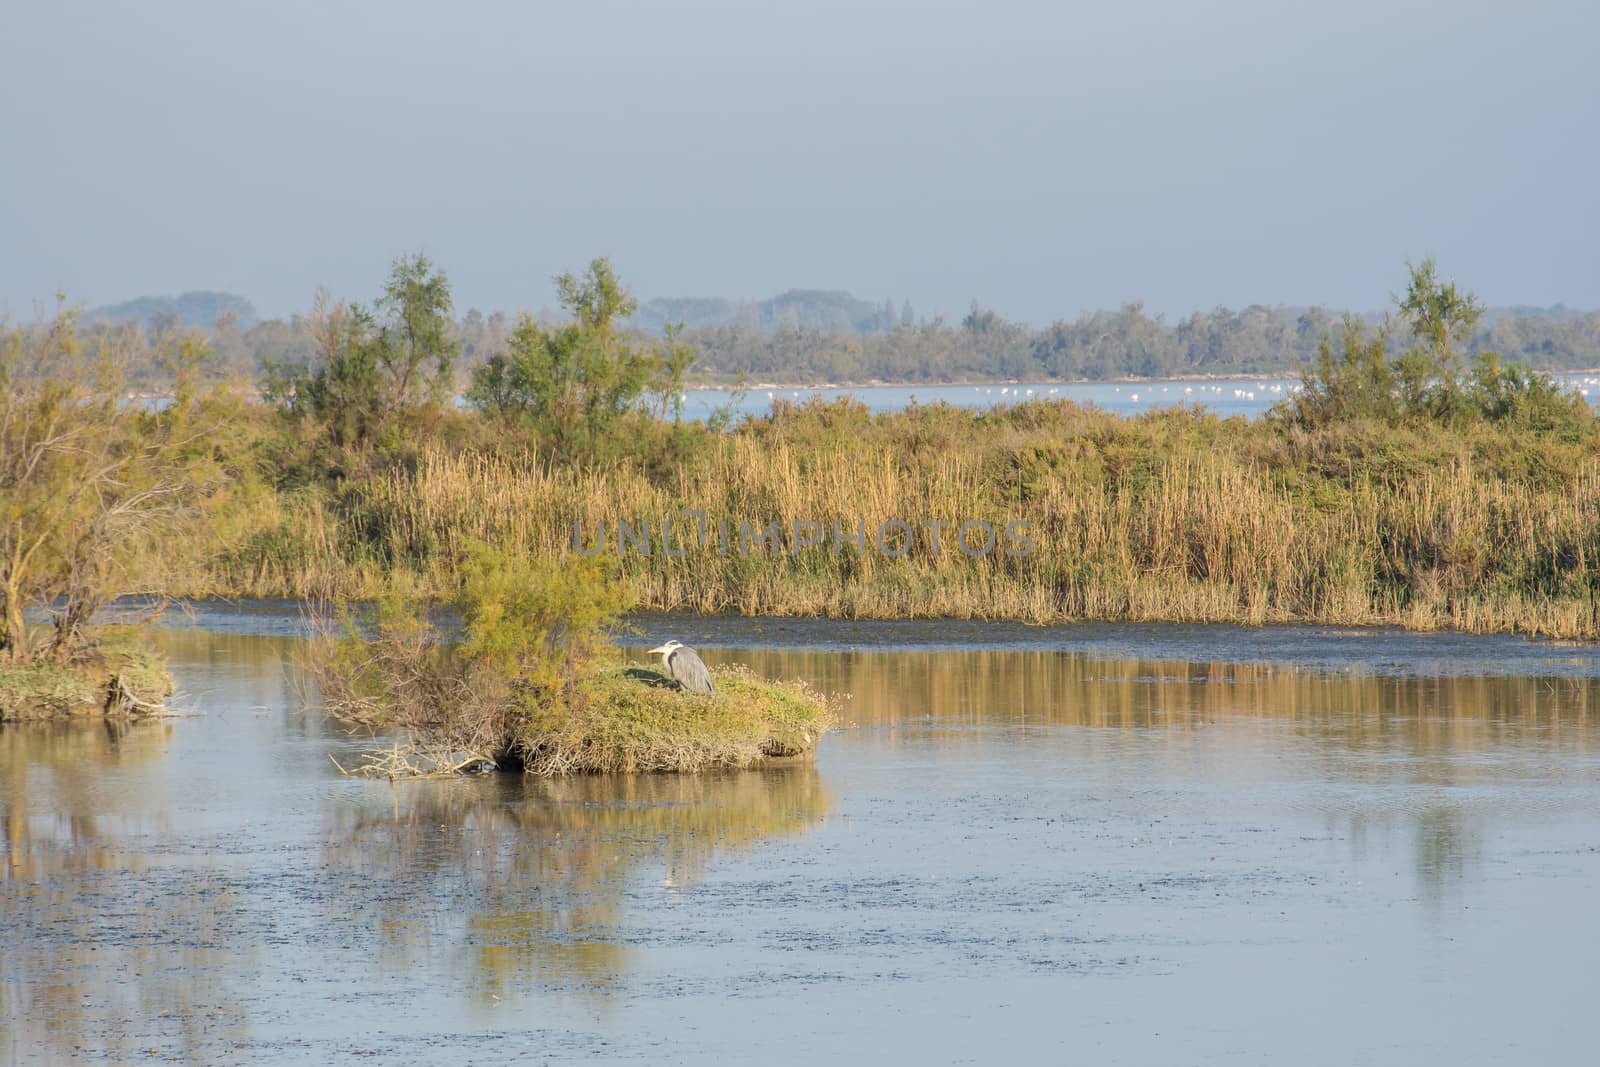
678,301 -> 1600,383
60,278 -> 1600,389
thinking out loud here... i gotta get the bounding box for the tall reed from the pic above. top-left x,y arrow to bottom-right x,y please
208,400 -> 1600,638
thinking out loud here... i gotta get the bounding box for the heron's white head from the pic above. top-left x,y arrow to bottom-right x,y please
647,640 -> 683,660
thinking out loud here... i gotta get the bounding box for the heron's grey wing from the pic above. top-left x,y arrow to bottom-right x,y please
670,647 -> 714,693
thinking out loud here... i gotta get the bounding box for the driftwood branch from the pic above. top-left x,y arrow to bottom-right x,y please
104,672 -> 168,716
326,736 -> 497,780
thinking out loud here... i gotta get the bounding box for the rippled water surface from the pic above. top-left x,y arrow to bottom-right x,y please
4,614 -> 1600,1064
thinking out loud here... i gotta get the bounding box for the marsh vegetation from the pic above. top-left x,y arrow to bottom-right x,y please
232,259 -> 1599,639
1,257 -> 1596,724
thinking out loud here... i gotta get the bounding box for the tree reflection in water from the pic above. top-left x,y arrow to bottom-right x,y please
6,631 -> 1599,1061
1,718 -> 256,1062
319,765 -> 831,997
708,645 -> 1600,901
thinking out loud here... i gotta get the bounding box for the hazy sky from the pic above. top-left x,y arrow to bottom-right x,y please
3,0 -> 1597,323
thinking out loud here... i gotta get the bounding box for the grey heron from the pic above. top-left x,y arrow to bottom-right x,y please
647,640 -> 714,694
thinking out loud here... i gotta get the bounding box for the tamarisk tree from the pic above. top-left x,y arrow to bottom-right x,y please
467,257 -> 696,463
0,303 -> 228,662
265,253 -> 459,449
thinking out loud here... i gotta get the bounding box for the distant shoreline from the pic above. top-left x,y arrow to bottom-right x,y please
688,368 -> 1600,392
699,374 -> 1293,391
170,365 -> 1600,407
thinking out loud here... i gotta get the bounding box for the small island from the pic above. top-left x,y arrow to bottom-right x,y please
311,547 -> 833,778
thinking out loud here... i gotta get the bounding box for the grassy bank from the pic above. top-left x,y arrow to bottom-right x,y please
517,663 -> 832,775
212,398 -> 1600,639
0,639 -> 174,721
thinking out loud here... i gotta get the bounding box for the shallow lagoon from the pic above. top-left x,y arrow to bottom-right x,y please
4,613 -> 1599,1063
674,372 -> 1600,422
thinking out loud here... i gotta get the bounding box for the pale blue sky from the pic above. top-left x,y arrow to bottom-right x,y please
3,0 -> 1596,322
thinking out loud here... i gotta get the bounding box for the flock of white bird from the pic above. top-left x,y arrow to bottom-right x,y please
754,375 -> 1600,407
967,381 -> 1300,404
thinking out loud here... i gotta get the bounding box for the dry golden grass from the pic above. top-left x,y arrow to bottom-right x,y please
207,400 -> 1600,638
519,664 -> 834,776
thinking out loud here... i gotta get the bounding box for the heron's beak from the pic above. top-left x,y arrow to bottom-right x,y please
646,644 -> 668,656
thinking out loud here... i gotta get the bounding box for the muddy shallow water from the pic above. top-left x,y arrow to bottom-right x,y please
4,615 -> 1599,1064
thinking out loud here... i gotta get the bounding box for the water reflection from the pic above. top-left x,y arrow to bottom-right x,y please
690,646 -> 1600,755
1,717 -> 256,1063
2,718 -> 170,880
1,698 -> 828,1061
319,767 -> 831,999
2,628 -> 1598,1063
681,646 -> 1600,901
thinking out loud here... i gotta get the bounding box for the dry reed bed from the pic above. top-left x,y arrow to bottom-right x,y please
210,405 -> 1600,638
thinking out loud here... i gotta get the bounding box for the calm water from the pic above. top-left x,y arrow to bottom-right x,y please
4,614 -> 1600,1063
675,373 -> 1600,422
